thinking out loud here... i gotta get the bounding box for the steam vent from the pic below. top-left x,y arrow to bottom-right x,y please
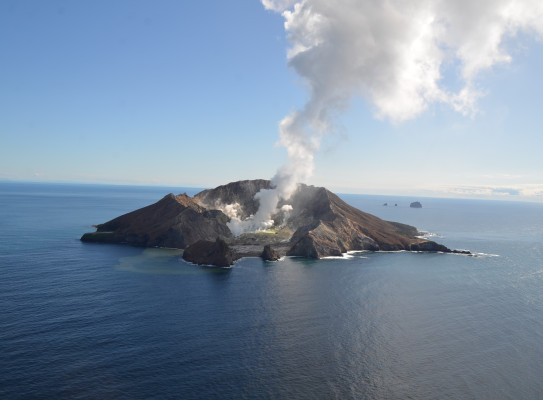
81,179 -> 469,267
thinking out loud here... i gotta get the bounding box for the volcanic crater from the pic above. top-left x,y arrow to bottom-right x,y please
81,179 -> 468,266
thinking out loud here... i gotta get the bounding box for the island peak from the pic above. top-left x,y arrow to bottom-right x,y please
81,180 -> 468,266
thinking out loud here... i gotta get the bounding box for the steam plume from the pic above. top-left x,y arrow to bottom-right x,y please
230,0 -> 543,234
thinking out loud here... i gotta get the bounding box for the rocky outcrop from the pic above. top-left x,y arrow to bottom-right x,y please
409,241 -> 451,252
81,179 -> 469,265
288,221 -> 379,258
81,193 -> 232,248
283,187 -> 426,257
410,201 -> 422,208
182,238 -> 236,267
261,245 -> 280,261
409,241 -> 471,254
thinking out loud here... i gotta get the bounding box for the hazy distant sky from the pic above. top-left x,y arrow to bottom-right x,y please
1,0 -> 542,201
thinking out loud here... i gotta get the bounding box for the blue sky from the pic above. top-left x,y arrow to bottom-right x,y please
1,0 -> 542,201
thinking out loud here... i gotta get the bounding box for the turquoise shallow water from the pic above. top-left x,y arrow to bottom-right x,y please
1,182 -> 543,399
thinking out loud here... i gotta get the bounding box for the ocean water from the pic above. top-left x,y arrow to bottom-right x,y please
1,182 -> 543,399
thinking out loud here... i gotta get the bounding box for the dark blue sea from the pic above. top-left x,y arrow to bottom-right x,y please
2,182 -> 543,399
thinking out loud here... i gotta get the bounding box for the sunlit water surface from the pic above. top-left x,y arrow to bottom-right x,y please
1,183 -> 543,399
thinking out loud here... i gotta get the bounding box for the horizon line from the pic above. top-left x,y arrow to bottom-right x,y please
2,178 -> 542,204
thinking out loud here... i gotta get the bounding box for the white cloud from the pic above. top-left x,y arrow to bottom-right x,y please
261,0 -> 297,12
267,0 -> 543,122
436,184 -> 543,199
251,0 -> 543,230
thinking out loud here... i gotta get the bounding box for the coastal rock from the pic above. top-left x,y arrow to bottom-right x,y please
410,201 -> 422,208
287,222 -> 379,258
182,238 -> 236,267
409,241 -> 451,252
408,241 -> 471,254
261,245 -> 280,261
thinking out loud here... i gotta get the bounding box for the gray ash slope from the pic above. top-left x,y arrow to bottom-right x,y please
82,180 -> 467,266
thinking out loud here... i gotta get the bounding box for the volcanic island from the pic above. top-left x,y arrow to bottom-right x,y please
81,179 -> 469,267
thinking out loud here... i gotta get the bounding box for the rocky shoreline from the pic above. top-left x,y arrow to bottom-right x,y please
81,180 -> 470,267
